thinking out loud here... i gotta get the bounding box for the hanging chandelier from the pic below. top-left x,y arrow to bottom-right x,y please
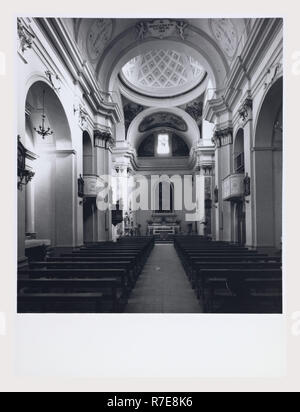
34,89 -> 54,139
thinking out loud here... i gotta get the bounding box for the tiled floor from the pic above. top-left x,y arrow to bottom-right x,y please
125,244 -> 203,313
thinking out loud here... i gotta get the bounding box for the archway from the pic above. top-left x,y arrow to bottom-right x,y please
24,81 -> 75,249
127,106 -> 200,151
254,77 -> 283,251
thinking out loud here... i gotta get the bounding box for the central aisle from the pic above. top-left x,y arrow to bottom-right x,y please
125,244 -> 203,313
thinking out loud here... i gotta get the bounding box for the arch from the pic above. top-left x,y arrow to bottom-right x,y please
23,80 -> 76,248
254,77 -> 283,148
105,39 -> 219,108
127,106 -> 200,151
25,81 -> 72,150
96,25 -> 229,90
253,77 -> 283,251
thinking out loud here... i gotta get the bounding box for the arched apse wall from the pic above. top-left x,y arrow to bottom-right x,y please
127,107 -> 200,152
24,81 -> 77,248
253,77 -> 283,250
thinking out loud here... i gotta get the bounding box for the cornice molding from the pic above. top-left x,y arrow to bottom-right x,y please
94,130 -> 114,150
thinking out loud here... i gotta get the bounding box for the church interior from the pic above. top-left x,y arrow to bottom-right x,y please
17,17 -> 283,314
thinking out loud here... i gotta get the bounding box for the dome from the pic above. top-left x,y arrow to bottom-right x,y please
120,50 -> 206,98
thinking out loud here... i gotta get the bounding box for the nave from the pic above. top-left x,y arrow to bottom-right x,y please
18,236 -> 282,314
17,17 -> 283,314
125,244 -> 202,313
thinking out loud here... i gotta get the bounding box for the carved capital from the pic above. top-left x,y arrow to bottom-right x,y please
213,127 -> 233,148
94,130 -> 114,149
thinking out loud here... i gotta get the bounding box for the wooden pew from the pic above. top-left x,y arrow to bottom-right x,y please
18,237 -> 155,314
198,268 -> 282,313
206,278 -> 282,313
47,257 -> 138,281
29,261 -> 136,286
180,253 -> 272,278
18,293 -> 104,313
19,267 -> 128,285
193,262 -> 281,294
174,237 -> 282,314
18,277 -> 123,313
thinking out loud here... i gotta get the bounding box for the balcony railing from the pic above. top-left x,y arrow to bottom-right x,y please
222,174 -> 244,202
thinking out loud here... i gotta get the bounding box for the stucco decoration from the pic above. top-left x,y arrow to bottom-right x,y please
86,19 -> 113,62
185,100 -> 203,122
210,19 -> 238,60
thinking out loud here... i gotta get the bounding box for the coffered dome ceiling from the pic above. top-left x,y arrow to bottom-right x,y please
120,50 -> 206,98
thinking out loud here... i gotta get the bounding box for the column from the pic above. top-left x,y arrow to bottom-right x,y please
238,96 -> 255,248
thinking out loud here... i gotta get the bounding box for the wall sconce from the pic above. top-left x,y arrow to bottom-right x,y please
18,135 -> 35,191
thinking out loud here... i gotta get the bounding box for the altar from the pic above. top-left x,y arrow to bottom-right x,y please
147,214 -> 181,237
